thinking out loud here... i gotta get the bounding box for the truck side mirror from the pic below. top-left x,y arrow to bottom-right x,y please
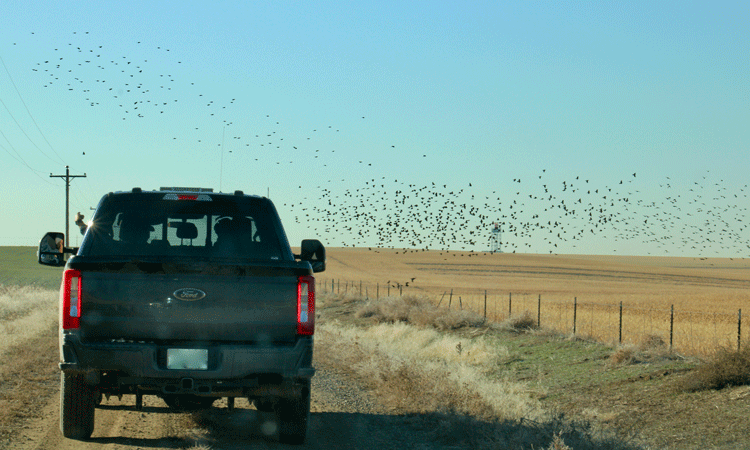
299,239 -> 326,273
38,232 -> 66,267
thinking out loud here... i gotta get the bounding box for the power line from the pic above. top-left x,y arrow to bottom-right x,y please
0,130 -> 56,185
0,55 -> 66,165
0,98 -> 64,166
72,181 -> 96,213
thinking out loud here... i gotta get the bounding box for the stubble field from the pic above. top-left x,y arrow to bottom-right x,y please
321,248 -> 750,355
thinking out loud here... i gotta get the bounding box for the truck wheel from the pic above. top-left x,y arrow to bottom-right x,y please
60,372 -> 96,440
276,381 -> 310,445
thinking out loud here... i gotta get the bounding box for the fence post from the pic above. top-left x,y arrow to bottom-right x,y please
448,289 -> 453,309
459,296 -> 463,310
484,290 -> 487,319
619,301 -> 623,344
377,283 -> 379,299
360,280 -> 362,295
670,305 -> 674,351
573,297 -> 577,335
509,292 -> 512,318
739,308 -> 742,351
537,294 -> 541,328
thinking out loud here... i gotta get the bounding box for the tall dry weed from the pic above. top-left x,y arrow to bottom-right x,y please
320,320 -> 546,422
609,334 -> 679,366
502,311 -> 538,331
355,294 -> 487,331
680,346 -> 750,392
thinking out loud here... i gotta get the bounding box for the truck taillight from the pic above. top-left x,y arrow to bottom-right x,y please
297,275 -> 315,336
61,269 -> 82,330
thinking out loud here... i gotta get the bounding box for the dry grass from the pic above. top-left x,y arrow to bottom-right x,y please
502,311 -> 539,331
0,285 -> 59,442
318,292 -> 641,450
608,334 -> 678,366
355,293 -> 488,331
0,285 -> 58,357
0,284 -> 61,441
547,433 -> 574,450
321,321 -> 543,421
679,346 -> 750,392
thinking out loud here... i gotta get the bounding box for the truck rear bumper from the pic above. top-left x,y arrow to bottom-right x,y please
59,332 -> 315,382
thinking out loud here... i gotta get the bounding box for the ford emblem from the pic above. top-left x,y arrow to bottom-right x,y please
173,288 -> 206,301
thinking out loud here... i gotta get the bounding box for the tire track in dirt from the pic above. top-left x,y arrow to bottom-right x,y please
0,304 -> 429,450
0,323 -> 59,446
3,363 -> 429,449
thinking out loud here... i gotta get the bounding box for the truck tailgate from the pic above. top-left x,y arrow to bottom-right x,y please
75,261 -> 307,344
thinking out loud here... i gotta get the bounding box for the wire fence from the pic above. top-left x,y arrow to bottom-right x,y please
321,278 -> 742,356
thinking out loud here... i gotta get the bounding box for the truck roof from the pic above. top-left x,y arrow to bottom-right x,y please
107,187 -> 265,199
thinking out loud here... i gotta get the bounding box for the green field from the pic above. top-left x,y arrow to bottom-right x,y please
0,247 -> 64,290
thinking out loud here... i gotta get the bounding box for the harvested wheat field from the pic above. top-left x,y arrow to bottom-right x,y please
320,248 -> 750,355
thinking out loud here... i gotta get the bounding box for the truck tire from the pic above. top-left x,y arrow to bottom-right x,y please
276,380 -> 311,445
60,372 -> 96,440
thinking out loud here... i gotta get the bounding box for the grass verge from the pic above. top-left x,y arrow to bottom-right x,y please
322,290 -> 750,449
319,292 -> 645,449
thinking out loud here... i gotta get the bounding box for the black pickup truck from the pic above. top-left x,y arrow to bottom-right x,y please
37,187 -> 325,444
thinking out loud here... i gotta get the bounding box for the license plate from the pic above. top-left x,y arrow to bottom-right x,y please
167,349 -> 208,370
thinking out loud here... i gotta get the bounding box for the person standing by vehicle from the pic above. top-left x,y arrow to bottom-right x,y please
75,212 -> 88,235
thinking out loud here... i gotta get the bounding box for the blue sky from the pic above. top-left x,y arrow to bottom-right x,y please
1,1 -> 749,256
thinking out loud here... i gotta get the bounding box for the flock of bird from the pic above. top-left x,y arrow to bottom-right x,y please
30,33 -> 186,121
282,172 -> 750,256
23,32 -> 364,155
15,32 -> 750,257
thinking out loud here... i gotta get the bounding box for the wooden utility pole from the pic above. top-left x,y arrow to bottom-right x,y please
50,166 -> 87,240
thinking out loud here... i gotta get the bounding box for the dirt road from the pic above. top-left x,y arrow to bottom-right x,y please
7,371 -> 407,449
1,326 -> 431,450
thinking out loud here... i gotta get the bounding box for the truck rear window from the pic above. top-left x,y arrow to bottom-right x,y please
83,195 -> 285,260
